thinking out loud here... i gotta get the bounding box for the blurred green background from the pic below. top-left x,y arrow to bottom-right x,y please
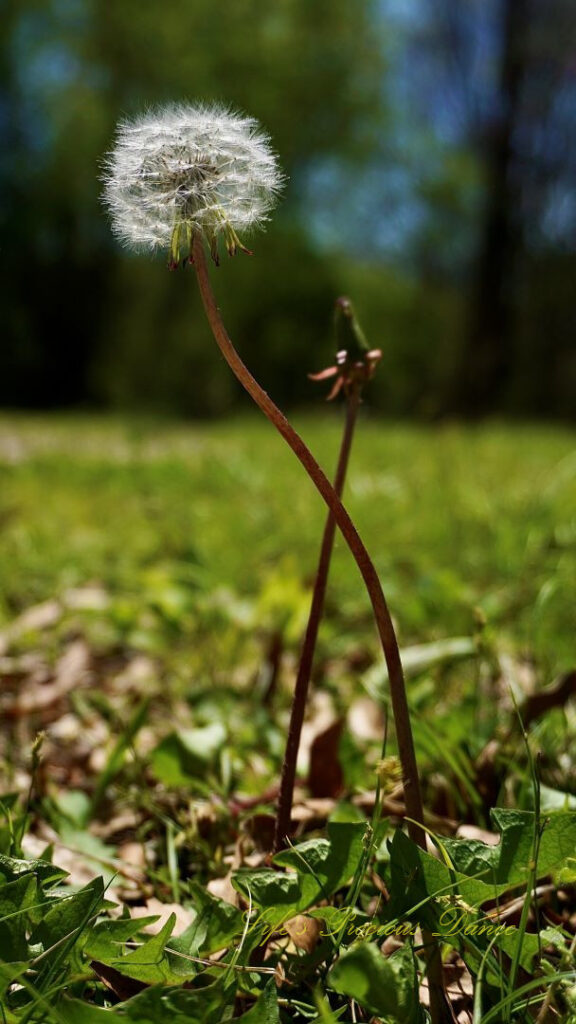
3,0 -> 576,419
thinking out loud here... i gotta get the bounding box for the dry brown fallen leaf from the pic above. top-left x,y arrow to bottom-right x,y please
354,789 -> 458,835
206,872 -> 240,907
290,797 -> 336,823
456,824 -> 500,845
112,654 -> 158,695
1,639 -> 91,717
130,899 -> 192,935
91,810 -> 143,842
307,718 -> 345,799
21,830 -> 108,890
520,669 -> 576,729
117,841 -> 147,883
283,915 -> 321,954
63,585 -> 110,611
297,691 -> 337,765
347,696 -> 385,742
0,599 -> 63,657
90,961 -> 147,1001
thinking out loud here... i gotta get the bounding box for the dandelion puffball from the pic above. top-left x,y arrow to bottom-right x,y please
102,102 -> 284,264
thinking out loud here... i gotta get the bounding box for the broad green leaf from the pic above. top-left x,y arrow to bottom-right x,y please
235,822 -> 367,931
491,809 -> 576,884
59,999 -> 116,1024
273,822 -> 367,896
439,836 -> 500,882
388,829 -> 505,928
30,876 -> 105,953
151,724 -> 227,786
84,916 -> 161,961
494,924 -> 567,973
236,979 -> 281,1022
441,810 -> 576,890
0,852 -> 67,886
117,974 -> 236,1024
0,874 -> 37,961
232,868 -> 304,931
52,789 -> 92,828
168,882 -> 244,959
387,831 -> 520,979
0,960 -> 29,993
388,823 -> 576,979
328,943 -> 420,1023
102,913 -> 185,985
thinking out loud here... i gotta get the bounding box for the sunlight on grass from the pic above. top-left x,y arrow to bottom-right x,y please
0,412 -> 574,669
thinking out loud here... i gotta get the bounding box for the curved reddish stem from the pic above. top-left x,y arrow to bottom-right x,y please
192,234 -> 425,849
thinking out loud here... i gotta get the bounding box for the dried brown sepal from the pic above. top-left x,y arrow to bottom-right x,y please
309,347 -> 383,400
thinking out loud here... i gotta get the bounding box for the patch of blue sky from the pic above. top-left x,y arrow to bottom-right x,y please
340,0 -> 576,258
12,5 -> 106,158
377,0 -> 431,31
531,187 -> 576,251
301,157 -> 432,263
388,0 -> 503,143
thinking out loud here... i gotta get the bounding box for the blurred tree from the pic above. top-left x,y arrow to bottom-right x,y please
454,0 -> 530,414
0,0 -> 388,412
2,0 -> 576,417
402,0 -> 576,415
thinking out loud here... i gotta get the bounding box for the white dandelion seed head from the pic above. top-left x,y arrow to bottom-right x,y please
101,102 -> 285,258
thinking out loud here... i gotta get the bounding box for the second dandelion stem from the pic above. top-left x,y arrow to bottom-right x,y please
273,382 -> 361,853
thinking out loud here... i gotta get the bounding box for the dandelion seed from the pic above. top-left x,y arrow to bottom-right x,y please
102,102 -> 284,265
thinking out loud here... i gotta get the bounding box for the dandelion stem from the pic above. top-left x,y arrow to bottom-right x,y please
192,235 -> 452,1023
273,381 -> 361,854
192,234 -> 424,845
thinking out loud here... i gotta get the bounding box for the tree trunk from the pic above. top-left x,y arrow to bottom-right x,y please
452,0 -> 529,416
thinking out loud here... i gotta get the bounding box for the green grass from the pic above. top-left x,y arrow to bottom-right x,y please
1,411 -> 574,664
0,412 -> 575,1021
1,411 -> 574,795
